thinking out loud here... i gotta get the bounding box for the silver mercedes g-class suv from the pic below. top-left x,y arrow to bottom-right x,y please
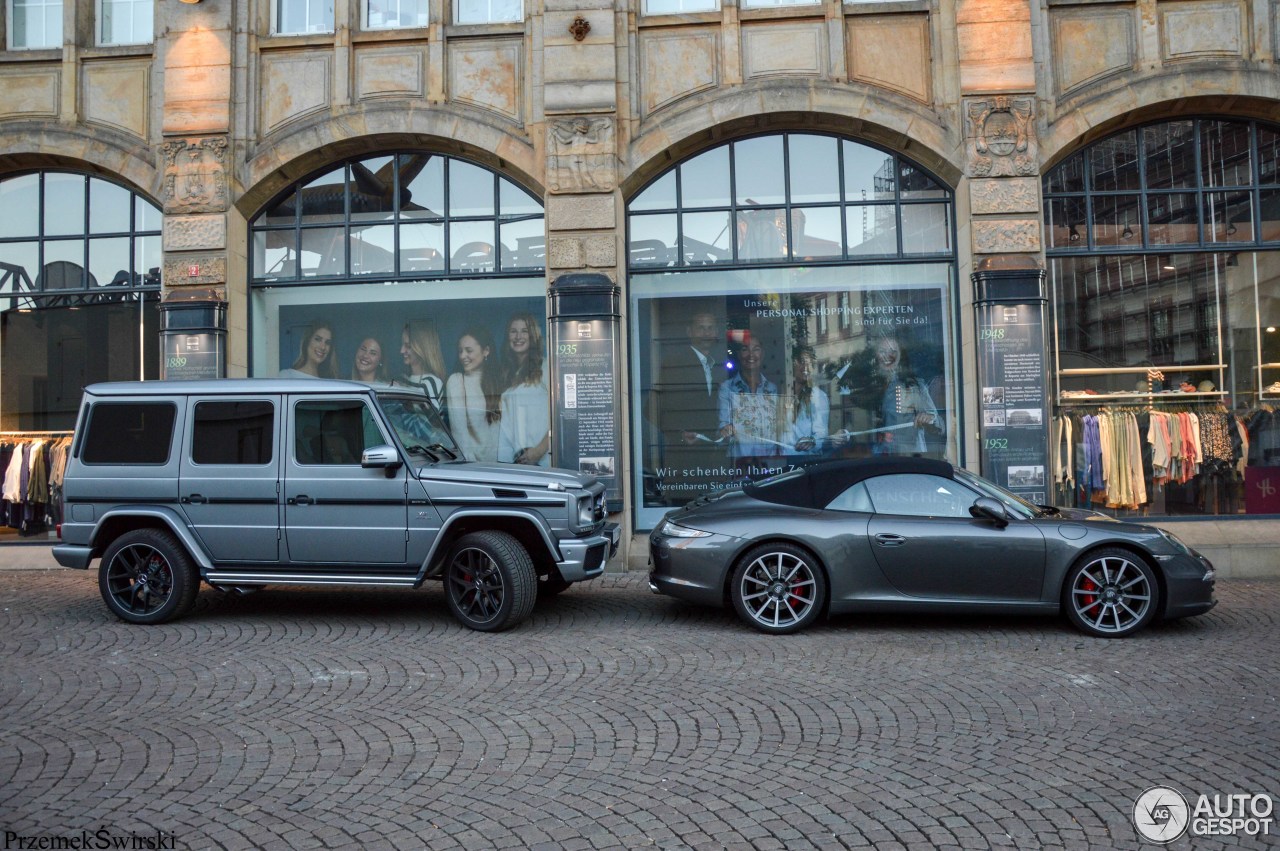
53,379 -> 618,631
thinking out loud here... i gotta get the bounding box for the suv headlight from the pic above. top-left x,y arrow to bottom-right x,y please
657,518 -> 710,538
576,496 -> 595,528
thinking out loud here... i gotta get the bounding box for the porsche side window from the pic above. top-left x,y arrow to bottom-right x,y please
827,481 -> 873,513
863,474 -> 978,518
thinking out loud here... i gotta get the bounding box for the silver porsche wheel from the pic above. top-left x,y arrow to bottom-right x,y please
730,544 -> 827,634
1065,549 -> 1159,638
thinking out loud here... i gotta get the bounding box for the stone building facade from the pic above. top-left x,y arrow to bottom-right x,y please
2,0 -> 1279,567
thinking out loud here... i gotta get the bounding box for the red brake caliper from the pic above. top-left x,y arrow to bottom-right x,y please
1080,576 -> 1098,612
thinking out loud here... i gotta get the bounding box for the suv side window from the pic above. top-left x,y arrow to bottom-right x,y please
192,401 -> 275,465
863,474 -> 979,518
81,402 -> 177,464
294,400 -> 381,465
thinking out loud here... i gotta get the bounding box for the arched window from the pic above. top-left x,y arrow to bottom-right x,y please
626,133 -> 958,530
0,171 -> 162,430
250,152 -> 544,282
1042,118 -> 1280,518
248,154 -> 551,469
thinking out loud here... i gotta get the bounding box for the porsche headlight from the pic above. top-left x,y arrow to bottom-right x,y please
1158,528 -> 1191,555
657,518 -> 710,538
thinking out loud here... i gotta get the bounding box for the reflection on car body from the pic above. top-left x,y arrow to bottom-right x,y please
649,457 -> 1216,636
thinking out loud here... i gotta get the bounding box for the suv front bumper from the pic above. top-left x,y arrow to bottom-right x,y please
558,522 -> 620,581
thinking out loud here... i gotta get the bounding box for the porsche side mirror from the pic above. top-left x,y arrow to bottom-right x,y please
969,496 -> 1009,527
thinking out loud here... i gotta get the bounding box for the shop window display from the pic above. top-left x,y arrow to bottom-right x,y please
1045,117 -> 1280,517
627,132 -> 958,531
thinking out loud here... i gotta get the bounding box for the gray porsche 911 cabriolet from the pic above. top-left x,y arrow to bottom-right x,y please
648,458 -> 1217,637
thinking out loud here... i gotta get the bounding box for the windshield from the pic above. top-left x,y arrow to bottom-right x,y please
375,394 -> 460,460
953,469 -> 1040,520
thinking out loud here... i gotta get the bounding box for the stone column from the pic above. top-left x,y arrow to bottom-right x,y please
156,0 -> 236,376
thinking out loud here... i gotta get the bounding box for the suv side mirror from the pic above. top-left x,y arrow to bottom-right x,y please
969,496 -> 1009,527
361,445 -> 403,475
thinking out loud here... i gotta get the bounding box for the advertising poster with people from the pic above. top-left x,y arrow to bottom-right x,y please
634,280 -> 954,519
265,292 -> 552,466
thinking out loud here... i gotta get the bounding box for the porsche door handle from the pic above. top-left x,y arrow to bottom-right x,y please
874,533 -> 906,547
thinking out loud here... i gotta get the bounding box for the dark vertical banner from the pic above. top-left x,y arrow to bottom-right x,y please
551,318 -> 620,504
977,302 -> 1050,503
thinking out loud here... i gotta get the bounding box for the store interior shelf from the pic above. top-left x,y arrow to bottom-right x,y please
1058,391 -> 1229,403
1059,364 -> 1225,376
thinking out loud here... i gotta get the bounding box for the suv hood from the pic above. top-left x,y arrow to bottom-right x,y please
418,461 -> 599,491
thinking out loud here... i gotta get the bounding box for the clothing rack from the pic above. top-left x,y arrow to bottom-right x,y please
0,431 -> 72,437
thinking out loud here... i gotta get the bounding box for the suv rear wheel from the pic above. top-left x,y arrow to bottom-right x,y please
99,529 -> 200,625
444,531 -> 536,632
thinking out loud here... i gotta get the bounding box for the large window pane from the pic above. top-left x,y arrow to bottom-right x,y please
100,0 -> 153,44
1045,196 -> 1088,250
1143,121 -> 1196,190
399,221 -> 444,273
499,178 -> 540,217
89,179 -> 132,233
628,214 -> 677,267
681,211 -> 732,264
1147,193 -> 1199,246
254,231 -> 296,280
9,0 -> 62,48
901,204 -> 950,254
350,224 -> 395,276
642,0 -> 716,12
135,234 -> 161,285
300,168 -> 346,225
454,0 -> 519,22
402,155 -> 444,219
44,174 -> 85,236
299,227 -> 346,276
349,157 -> 397,222
791,207 -> 842,260
500,217 -> 544,272
1090,130 -> 1140,192
41,240 -> 85,288
366,0 -> 427,27
843,142 -> 895,202
448,160 -> 495,218
630,172 -> 676,212
1090,194 -> 1140,248
1044,152 -> 1085,194
0,175 -> 40,238
680,148 -> 730,209
1260,188 -> 1280,243
788,135 -> 840,204
0,242 -> 39,293
277,0 -> 333,33
736,209 -> 787,262
899,163 -> 946,200
89,236 -> 131,287
734,137 -> 785,206
1204,192 -> 1253,244
1201,120 -> 1252,188
449,220 -> 498,273
845,206 -> 897,256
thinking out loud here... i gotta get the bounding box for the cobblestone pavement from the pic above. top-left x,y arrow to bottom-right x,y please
0,566 -> 1276,850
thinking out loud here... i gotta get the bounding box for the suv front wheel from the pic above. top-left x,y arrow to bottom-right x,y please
443,531 -> 537,632
99,529 -> 200,625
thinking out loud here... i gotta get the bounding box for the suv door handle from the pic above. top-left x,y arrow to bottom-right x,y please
874,533 -> 906,546
182,494 -> 207,505
290,495 -> 314,506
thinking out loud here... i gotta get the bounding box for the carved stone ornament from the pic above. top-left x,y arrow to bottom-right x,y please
160,137 -> 230,214
569,16 -> 591,42
966,97 -> 1037,178
547,117 -> 616,194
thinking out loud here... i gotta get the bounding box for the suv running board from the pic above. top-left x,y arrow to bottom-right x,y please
206,571 -> 420,587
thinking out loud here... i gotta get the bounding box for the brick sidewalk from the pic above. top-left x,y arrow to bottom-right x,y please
1,571 -> 1276,849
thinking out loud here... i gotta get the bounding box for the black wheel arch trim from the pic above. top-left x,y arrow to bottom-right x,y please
417,509 -> 559,582
90,506 -> 213,571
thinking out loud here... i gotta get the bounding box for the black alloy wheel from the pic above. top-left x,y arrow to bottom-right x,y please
98,529 -> 200,625
444,531 -> 536,632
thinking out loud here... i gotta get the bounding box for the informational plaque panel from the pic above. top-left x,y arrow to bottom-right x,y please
976,300 -> 1050,504
549,273 -> 622,509
161,331 -> 222,381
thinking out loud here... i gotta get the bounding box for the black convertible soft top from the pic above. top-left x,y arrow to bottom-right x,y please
743,457 -> 955,509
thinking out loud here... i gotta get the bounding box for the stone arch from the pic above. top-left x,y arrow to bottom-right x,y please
0,121 -> 161,202
238,105 -> 541,217
623,81 -> 962,199
1040,78 -> 1280,169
